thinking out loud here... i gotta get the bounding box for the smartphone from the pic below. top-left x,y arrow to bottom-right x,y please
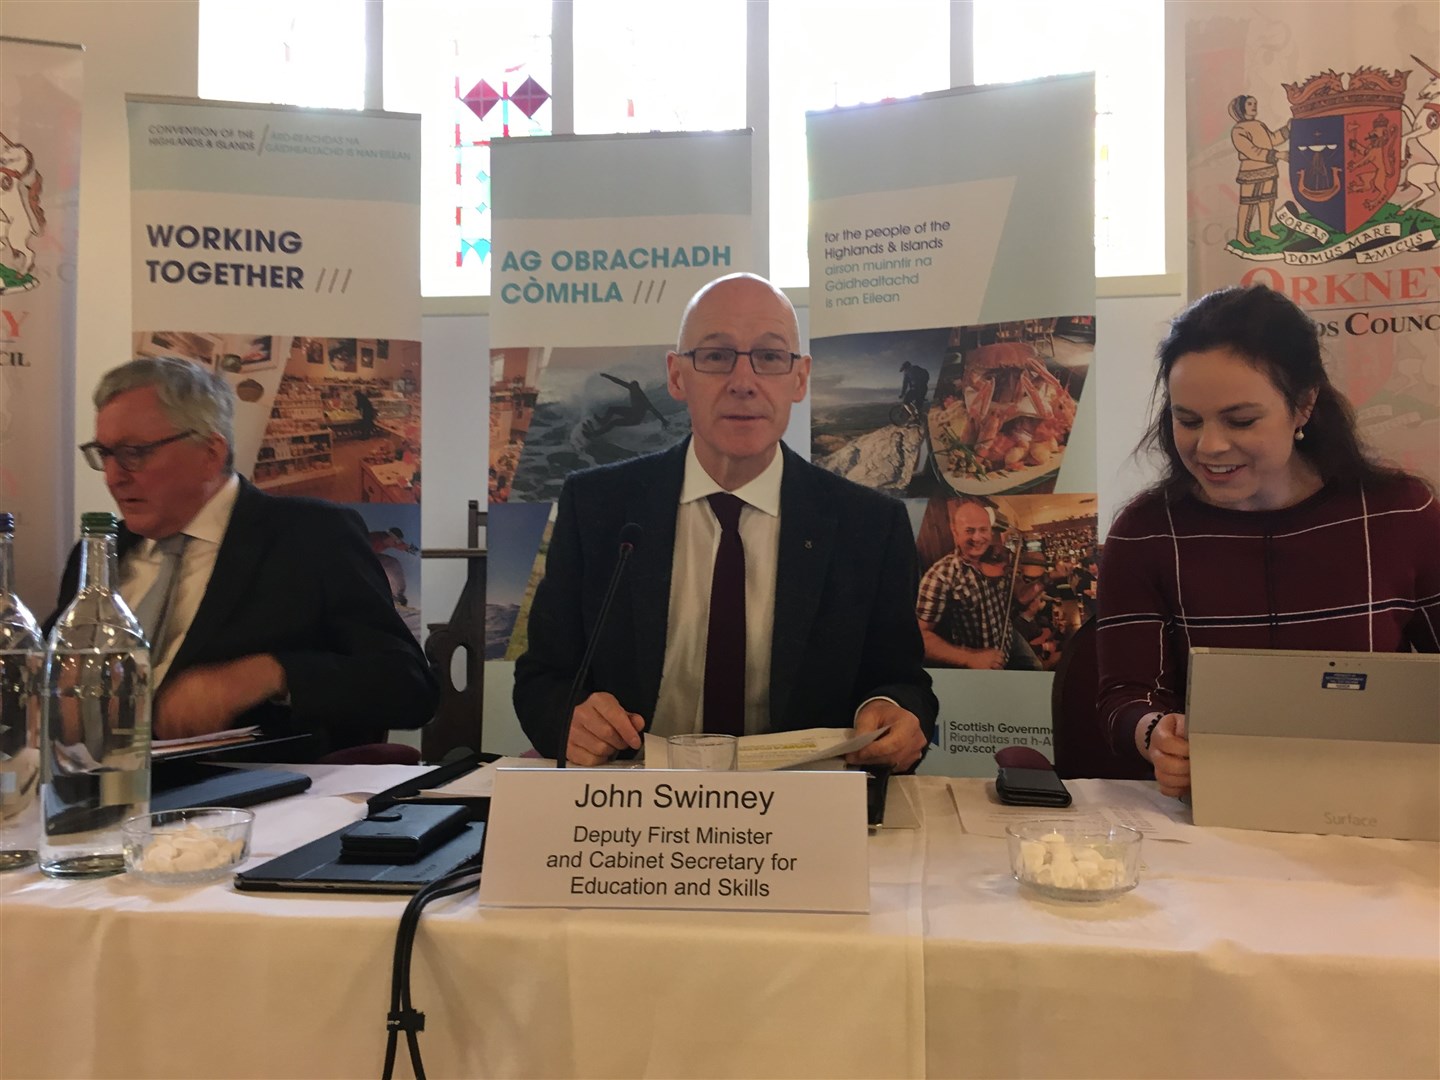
995,766 -> 1073,808
339,803 -> 472,863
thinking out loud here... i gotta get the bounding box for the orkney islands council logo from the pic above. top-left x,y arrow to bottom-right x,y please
1225,58 -> 1440,264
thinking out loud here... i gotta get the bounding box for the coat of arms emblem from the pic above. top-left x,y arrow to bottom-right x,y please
1226,59 -> 1440,264
0,130 -> 46,294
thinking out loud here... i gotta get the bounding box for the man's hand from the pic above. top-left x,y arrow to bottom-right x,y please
1141,712 -> 1190,798
964,647 -> 1005,670
566,691 -> 645,766
847,699 -> 927,773
154,655 -> 287,741
920,622 -> 1005,670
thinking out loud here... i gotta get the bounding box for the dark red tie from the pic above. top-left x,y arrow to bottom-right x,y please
703,493 -> 746,735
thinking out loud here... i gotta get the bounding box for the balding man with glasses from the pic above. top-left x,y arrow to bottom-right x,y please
48,358 -> 437,756
515,273 -> 937,769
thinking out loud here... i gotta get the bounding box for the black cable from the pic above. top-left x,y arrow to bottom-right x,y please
394,869 -> 481,1077
382,863 -> 482,1080
384,867 -> 480,1080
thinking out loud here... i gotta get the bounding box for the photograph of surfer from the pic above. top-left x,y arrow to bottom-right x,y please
584,372 -> 671,439
503,345 -> 686,504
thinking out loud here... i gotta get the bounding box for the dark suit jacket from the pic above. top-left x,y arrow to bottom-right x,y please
513,441 -> 938,760
48,477 -> 438,757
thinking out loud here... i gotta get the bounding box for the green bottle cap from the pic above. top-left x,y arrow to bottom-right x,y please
80,511 -> 120,535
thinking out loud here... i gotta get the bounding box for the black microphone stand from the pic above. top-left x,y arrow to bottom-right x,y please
556,523 -> 642,767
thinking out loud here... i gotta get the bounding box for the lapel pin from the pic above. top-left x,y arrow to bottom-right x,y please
804,539 -> 813,549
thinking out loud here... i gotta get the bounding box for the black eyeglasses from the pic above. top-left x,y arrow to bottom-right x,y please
79,430 -> 195,472
680,347 -> 801,375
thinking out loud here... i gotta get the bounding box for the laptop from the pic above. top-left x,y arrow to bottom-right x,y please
233,755 -> 493,894
150,765 -> 313,812
1186,648 -> 1440,841
148,732 -> 318,811
233,816 -> 486,894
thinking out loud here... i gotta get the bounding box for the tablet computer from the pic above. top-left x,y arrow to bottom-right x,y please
1187,648 -> 1439,840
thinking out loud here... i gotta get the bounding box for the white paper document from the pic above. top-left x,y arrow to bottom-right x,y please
152,725 -> 260,754
946,777 -> 1194,842
154,728 -> 262,754
878,779 -> 921,830
416,756 -> 557,799
643,727 -> 885,771
416,728 -> 889,799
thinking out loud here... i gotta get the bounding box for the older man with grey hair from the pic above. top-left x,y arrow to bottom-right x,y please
48,357 -> 437,756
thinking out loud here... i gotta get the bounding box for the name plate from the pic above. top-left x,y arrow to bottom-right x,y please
478,768 -> 870,913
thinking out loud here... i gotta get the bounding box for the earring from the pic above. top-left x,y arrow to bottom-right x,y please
1294,428 -> 1306,442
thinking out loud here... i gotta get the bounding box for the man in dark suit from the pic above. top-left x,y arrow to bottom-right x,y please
50,358 -> 437,757
514,273 -> 936,769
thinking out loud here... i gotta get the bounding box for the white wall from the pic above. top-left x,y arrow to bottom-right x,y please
418,312 -> 488,613
1095,294 -> 1184,533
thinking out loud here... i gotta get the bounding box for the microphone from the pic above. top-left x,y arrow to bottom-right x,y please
555,522 -> 643,768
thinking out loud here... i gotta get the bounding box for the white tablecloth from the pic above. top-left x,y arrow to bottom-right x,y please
916,780 -> 1440,1079
1,767 -> 1435,1079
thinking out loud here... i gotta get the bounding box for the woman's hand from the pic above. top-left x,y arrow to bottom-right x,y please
1141,713 -> 1191,797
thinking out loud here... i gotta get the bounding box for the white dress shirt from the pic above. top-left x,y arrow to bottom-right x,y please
651,443 -> 784,738
118,474 -> 240,687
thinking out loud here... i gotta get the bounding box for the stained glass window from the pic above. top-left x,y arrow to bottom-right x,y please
573,0 -> 747,135
768,1 -> 953,288
199,0 -> 366,110
384,0 -> 552,298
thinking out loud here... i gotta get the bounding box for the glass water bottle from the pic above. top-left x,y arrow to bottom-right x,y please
0,512 -> 44,870
39,512 -> 152,878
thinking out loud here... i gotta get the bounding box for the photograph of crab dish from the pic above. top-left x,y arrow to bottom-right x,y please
928,317 -> 1093,494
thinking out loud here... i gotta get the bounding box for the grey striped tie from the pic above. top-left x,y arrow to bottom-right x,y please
133,534 -> 188,660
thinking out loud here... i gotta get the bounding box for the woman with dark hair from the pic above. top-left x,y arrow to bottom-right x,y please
1096,285 -> 1439,796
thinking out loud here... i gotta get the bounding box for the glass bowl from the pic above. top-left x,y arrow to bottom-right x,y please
1005,819 -> 1142,902
121,807 -> 254,885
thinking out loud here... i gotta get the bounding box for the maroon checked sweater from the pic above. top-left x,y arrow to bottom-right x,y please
1096,475 -> 1440,759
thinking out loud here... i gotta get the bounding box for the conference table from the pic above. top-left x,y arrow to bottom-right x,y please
1,766 -> 1435,1079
